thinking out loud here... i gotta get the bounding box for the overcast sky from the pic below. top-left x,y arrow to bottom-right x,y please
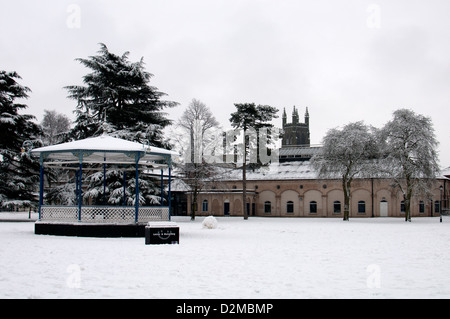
1,0 -> 449,166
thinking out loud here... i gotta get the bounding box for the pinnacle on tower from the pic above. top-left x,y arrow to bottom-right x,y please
292,106 -> 299,124
305,107 -> 309,126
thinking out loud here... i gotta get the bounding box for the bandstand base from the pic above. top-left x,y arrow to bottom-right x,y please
35,221 -> 147,238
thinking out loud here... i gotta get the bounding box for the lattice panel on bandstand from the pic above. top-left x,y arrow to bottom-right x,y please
80,206 -> 136,223
40,206 -> 170,223
41,206 -> 78,221
138,207 -> 170,223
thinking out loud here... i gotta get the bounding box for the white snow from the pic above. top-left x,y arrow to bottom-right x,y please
217,161 -> 319,181
1,215 -> 450,299
32,135 -> 149,154
30,135 -> 178,163
214,160 -> 450,182
202,216 -> 218,229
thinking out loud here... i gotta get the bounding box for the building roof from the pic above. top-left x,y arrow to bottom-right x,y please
170,178 -> 191,192
279,145 -> 322,157
219,161 -> 319,181
441,166 -> 450,179
217,161 -> 450,182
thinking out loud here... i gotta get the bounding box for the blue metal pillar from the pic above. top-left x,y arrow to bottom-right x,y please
78,159 -> 83,222
160,169 -> 164,208
168,158 -> 172,221
123,170 -> 127,206
134,154 -> 140,223
103,157 -> 106,204
38,158 -> 44,220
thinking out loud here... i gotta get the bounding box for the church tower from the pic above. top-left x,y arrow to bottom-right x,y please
281,106 -> 310,148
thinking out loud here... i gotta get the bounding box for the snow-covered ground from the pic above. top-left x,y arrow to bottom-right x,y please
1,214 -> 450,299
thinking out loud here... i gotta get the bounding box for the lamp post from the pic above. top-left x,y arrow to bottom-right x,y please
440,185 -> 443,223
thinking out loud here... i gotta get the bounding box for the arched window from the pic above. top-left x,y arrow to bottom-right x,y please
310,201 -> 317,214
333,201 -> 341,214
358,201 -> 366,214
435,201 -> 440,213
286,201 -> 294,214
419,201 -> 425,214
202,200 -> 208,212
264,201 -> 271,214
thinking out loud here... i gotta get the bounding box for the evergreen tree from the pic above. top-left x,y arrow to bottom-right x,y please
0,71 -> 42,208
64,44 -> 177,206
66,43 -> 176,147
230,103 -> 278,219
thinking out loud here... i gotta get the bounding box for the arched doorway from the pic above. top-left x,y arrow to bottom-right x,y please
224,199 -> 230,216
380,199 -> 388,217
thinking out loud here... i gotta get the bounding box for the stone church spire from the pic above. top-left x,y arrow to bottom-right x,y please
305,107 -> 309,127
292,106 -> 299,124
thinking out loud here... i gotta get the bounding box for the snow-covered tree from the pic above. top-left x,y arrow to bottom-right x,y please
66,43 -> 177,146
179,99 -> 220,164
379,109 -> 440,222
64,44 -> 177,206
39,110 -> 72,196
46,183 -> 76,206
41,110 -> 71,146
0,70 -> 42,208
176,99 -> 221,220
311,122 -> 379,221
230,103 -> 279,219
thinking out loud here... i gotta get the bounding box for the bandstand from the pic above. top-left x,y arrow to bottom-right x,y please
30,135 -> 177,237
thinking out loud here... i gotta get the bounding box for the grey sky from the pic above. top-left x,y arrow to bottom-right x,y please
1,0 -> 449,166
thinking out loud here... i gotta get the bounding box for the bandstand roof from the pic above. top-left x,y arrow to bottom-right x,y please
31,135 -> 178,165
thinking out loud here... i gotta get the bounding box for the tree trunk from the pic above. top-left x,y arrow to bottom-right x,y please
243,139 -> 248,220
343,178 -> 351,221
404,198 -> 411,222
343,193 -> 350,221
405,192 -> 412,222
191,188 -> 198,221
404,178 -> 413,222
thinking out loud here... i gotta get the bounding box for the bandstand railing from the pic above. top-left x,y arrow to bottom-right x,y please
40,205 -> 170,224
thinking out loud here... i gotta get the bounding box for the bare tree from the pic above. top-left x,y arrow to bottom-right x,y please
380,109 -> 440,222
311,122 -> 379,221
41,110 -> 71,145
179,99 -> 220,164
177,99 -> 221,220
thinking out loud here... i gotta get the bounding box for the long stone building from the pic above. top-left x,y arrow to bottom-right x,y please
174,107 -> 449,218
188,162 -> 448,218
